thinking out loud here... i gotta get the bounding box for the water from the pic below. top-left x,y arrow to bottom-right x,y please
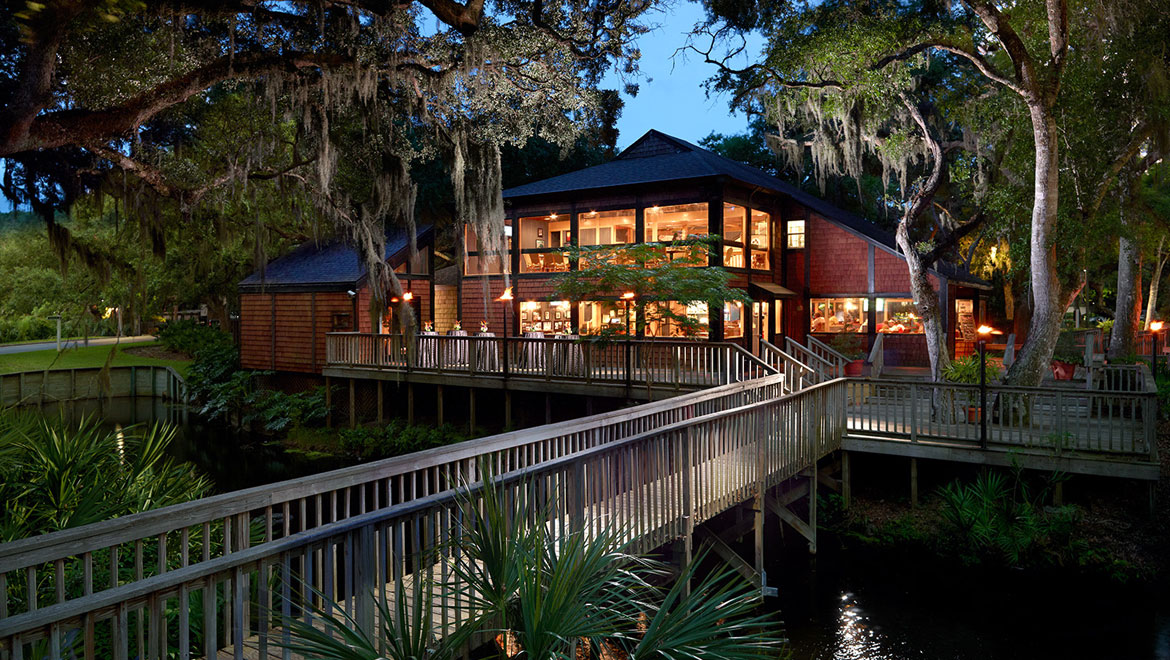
27,396 -> 350,492
770,542 -> 1170,660
20,398 -> 1170,658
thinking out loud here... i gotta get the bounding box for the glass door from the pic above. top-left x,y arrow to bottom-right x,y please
752,301 -> 770,354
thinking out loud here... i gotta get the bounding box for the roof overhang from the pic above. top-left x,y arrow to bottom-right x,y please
750,282 -> 799,298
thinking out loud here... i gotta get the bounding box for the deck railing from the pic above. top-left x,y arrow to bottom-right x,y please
805,335 -> 850,374
785,337 -> 840,381
0,375 -> 843,660
759,339 -> 817,393
0,373 -> 791,658
325,333 -> 775,390
845,378 -> 1158,458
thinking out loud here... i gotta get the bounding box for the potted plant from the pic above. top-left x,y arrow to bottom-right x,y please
942,353 -> 1002,422
1050,332 -> 1082,380
829,334 -> 868,376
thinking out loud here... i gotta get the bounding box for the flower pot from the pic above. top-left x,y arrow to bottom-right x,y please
966,405 -> 981,424
1050,360 -> 1076,380
844,359 -> 864,377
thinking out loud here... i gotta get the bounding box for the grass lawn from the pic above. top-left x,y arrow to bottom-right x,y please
0,341 -> 192,376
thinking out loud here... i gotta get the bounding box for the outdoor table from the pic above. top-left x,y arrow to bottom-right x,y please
554,334 -> 585,376
417,331 -> 439,368
523,331 -> 546,372
446,329 -> 468,366
474,332 -> 500,372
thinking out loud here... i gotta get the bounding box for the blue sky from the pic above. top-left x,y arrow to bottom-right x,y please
605,2 -> 758,149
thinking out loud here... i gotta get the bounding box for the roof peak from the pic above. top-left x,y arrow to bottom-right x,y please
614,130 -> 700,160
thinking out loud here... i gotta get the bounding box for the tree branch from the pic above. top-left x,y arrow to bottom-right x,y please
4,51 -> 351,156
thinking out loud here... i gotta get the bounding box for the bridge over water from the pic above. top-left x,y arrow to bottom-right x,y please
0,336 -> 1159,659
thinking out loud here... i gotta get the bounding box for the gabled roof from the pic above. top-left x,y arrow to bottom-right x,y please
238,225 -> 432,292
503,130 -> 988,288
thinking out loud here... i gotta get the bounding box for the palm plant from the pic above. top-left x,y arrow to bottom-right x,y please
282,478 -> 784,660
0,408 -> 211,542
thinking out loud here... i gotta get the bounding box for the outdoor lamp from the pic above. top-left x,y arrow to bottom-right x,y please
403,292 -> 413,301
976,325 -> 994,449
1151,321 -> 1164,380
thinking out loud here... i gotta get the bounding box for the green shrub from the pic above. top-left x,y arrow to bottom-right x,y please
245,387 -> 329,432
942,353 -> 1001,384
339,420 -> 468,460
154,320 -> 232,356
937,469 -> 1077,567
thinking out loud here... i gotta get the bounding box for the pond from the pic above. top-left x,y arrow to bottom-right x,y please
20,397 -> 1170,659
768,541 -> 1170,660
29,396 -> 350,493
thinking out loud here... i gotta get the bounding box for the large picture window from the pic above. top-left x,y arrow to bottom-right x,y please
877,298 -> 923,334
750,209 -> 771,270
645,301 -> 710,338
520,300 -> 573,334
810,298 -> 867,333
722,204 -> 746,268
644,203 -> 709,268
578,301 -> 633,335
580,209 -> 635,246
724,301 -> 744,338
464,222 -> 511,275
520,215 -> 571,273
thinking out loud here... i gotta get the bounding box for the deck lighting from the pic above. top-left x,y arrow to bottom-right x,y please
1151,321 -> 1164,332
977,325 -> 994,336
621,292 -> 635,299
549,213 -> 558,220
403,292 -> 413,301
1151,321 -> 1164,379
498,287 -> 513,302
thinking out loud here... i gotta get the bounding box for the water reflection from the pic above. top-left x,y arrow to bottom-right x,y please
834,592 -> 884,659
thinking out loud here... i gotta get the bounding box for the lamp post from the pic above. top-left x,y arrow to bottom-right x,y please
497,287 -> 513,378
1151,320 -> 1164,380
977,325 -> 994,449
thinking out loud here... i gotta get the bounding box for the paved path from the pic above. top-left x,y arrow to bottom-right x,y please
0,334 -> 155,355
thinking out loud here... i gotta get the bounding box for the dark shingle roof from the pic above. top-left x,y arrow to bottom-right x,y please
503,130 -> 988,288
238,225 -> 431,292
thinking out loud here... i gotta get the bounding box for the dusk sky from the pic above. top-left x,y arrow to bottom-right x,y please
606,2 -> 759,149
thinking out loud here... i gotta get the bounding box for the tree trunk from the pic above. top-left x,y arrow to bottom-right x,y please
1005,105 -> 1064,386
1144,238 -> 1166,330
1110,231 -> 1142,358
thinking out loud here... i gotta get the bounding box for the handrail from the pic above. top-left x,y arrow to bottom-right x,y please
759,339 -> 817,394
845,378 -> 1157,461
0,372 -> 787,635
806,334 -> 851,366
325,333 -> 772,391
786,336 -> 838,380
0,378 -> 846,657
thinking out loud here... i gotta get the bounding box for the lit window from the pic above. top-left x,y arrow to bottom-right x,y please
519,300 -> 573,334
877,298 -> 923,334
464,222 -> 511,275
519,215 -> 570,273
579,209 -> 635,246
724,301 -> 744,338
723,204 -> 746,268
751,209 -> 771,270
787,219 -> 806,249
643,203 -> 709,268
810,298 -> 867,333
578,301 -> 633,335
644,301 -> 710,339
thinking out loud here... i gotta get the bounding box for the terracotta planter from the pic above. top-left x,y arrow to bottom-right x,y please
844,359 -> 864,377
966,405 -> 981,424
1050,361 -> 1076,380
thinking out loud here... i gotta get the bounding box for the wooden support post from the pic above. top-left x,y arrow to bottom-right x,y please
753,493 -> 768,592
1053,480 -> 1064,506
348,379 -> 356,429
469,389 -> 476,434
325,376 -> 333,428
505,390 -> 512,429
545,394 -> 552,424
437,385 -> 444,426
377,381 -> 384,424
585,398 -> 594,416
807,472 -> 817,555
407,383 -> 415,425
841,451 -> 852,509
910,458 -> 919,507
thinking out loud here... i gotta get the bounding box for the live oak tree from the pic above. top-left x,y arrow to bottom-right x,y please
1,0 -> 652,331
695,0 -> 1169,385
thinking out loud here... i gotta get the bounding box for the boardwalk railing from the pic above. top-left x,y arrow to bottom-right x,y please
785,337 -> 840,381
759,339 -> 817,393
0,375 -> 845,660
805,335 -> 850,374
845,378 -> 1157,459
325,333 -> 775,389
0,373 -> 794,658
0,366 -> 187,407
867,333 -> 885,377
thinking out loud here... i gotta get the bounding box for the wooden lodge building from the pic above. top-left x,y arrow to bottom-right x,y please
238,226 -> 436,374
462,130 -> 990,367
